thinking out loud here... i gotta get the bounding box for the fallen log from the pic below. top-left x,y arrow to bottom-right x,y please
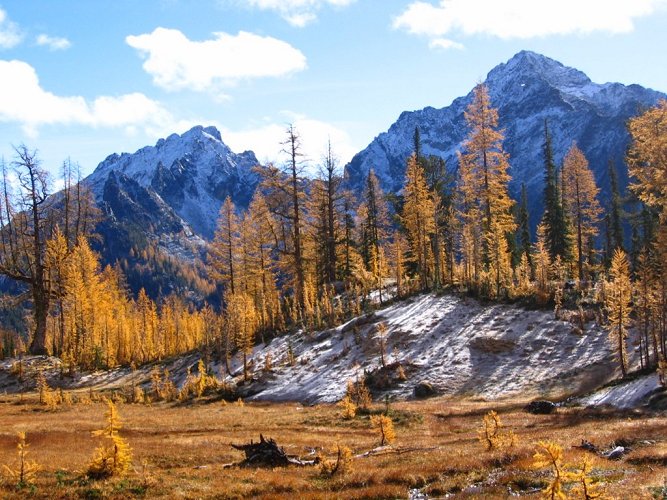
229,434 -> 316,468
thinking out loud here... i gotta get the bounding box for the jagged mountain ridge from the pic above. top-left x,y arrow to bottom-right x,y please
344,50 -> 665,231
87,125 -> 260,241
79,51 -> 664,299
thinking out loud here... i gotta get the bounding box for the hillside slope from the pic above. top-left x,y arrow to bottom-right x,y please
2,293 -> 648,407
246,293 -> 618,403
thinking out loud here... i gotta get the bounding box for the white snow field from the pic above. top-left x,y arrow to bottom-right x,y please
244,293 -> 619,403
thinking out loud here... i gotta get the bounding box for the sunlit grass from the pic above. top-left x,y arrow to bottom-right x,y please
0,392 -> 665,498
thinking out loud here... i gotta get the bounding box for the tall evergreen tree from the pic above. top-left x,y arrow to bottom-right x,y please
413,126 -> 422,165
209,196 -> 239,295
456,83 -> 516,297
561,143 -> 602,283
423,154 -> 453,288
358,169 -> 390,302
628,99 -> 667,235
605,249 -> 632,377
256,124 -> 308,320
282,125 -> 307,313
608,159 -> 624,254
402,154 -> 436,290
516,183 -> 532,268
541,120 -> 572,263
314,140 -> 343,285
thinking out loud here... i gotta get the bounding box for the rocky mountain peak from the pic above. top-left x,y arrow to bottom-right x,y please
490,50 -> 591,89
84,125 -> 260,240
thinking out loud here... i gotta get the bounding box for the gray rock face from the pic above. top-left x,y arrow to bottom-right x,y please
344,50 -> 665,233
86,125 -> 260,240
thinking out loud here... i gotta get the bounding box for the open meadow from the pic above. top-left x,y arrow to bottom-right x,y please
1,391 -> 666,499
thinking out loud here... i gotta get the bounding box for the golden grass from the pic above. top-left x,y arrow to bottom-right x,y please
0,393 -> 665,499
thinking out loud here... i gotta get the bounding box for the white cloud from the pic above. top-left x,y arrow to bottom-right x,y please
243,0 -> 355,27
0,59 -> 181,136
394,0 -> 667,47
126,28 -> 307,92
0,8 -> 22,49
35,34 -> 72,51
221,113 -> 358,170
429,38 -> 463,50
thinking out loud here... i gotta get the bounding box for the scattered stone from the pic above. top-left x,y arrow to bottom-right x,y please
604,446 -> 626,460
524,400 -> 557,414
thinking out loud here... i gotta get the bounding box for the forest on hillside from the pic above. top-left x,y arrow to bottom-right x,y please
0,85 -> 666,388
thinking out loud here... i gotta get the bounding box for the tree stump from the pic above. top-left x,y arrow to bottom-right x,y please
230,434 -> 313,467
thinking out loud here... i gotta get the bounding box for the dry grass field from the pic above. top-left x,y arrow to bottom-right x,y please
0,391 -> 666,499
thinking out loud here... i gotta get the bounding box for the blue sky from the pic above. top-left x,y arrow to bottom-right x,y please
0,0 -> 666,180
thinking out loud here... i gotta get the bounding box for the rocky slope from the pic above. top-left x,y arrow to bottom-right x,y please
345,51 -> 665,231
2,293 -> 660,409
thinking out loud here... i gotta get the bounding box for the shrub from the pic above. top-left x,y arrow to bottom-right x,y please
346,377 -> 372,411
370,414 -> 395,446
319,444 -> 353,477
479,410 -> 517,451
337,395 -> 357,420
178,360 -> 220,401
570,455 -> 603,499
533,441 -> 567,499
35,371 -> 60,410
2,431 -> 40,489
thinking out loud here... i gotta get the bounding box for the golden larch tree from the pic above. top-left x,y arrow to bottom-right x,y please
245,192 -> 283,333
402,153 -> 436,290
226,290 -> 258,381
561,143 -> 602,283
456,83 -> 516,297
604,249 -> 633,377
627,99 -> 667,243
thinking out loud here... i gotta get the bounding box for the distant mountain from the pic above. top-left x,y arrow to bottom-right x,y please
87,125 -> 259,240
83,126 -> 260,300
345,50 -> 665,231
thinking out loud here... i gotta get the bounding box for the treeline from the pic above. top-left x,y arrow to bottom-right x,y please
1,87 -> 666,381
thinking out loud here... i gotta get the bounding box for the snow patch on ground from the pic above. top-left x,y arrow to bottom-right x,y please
244,293 -> 618,403
578,374 -> 661,409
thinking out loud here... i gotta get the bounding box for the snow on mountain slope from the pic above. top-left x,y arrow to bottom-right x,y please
86,125 -> 259,239
578,374 -> 662,409
244,293 -> 618,404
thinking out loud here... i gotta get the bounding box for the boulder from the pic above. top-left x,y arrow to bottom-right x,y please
524,400 -> 557,414
414,381 -> 437,399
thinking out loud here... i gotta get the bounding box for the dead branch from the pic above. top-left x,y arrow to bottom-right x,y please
354,445 -> 439,459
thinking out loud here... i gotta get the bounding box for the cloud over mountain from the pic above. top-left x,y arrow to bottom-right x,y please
394,0 -> 667,48
126,28 -> 307,93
